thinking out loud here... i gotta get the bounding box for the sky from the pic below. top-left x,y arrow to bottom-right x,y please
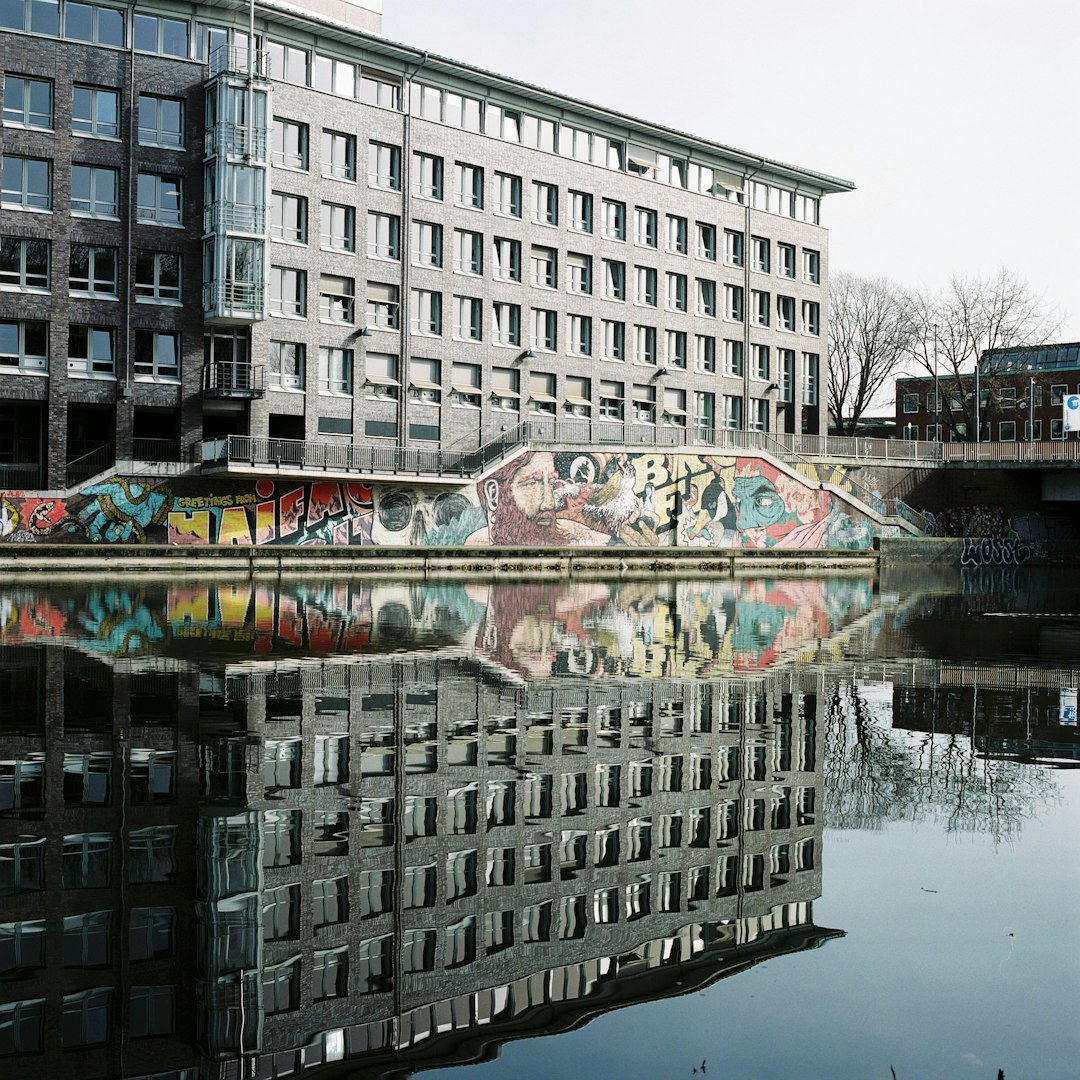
382,0 -> 1080,341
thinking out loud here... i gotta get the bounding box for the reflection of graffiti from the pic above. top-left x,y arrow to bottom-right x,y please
960,538 -> 1032,567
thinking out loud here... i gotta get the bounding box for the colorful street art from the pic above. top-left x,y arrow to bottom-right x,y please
0,452 -> 875,549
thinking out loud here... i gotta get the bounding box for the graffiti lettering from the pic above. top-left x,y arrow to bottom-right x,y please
960,538 -> 1032,567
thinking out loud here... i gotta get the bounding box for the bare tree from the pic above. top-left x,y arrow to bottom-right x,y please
827,273 -> 916,435
907,271 -> 1059,441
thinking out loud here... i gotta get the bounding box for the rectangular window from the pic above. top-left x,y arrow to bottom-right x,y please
322,130 -> 356,181
802,352 -> 819,405
778,242 -> 796,278
135,251 -> 181,303
451,361 -> 481,407
723,394 -> 742,429
319,274 -> 354,323
695,390 -> 715,430
0,237 -> 49,291
903,392 -> 919,414
68,324 -> 115,377
72,85 -> 119,138
802,248 -> 821,283
602,258 -> 626,301
564,374 -> 591,416
319,346 -> 353,394
663,386 -> 687,426
753,342 -> 770,380
269,266 -> 306,317
133,330 -> 179,380
666,214 -> 688,254
695,334 -> 715,373
999,420 -> 1016,441
492,302 -> 521,346
412,152 -> 443,199
70,164 -> 117,217
599,379 -> 624,419
665,329 -> 687,369
602,198 -> 626,240
532,308 -> 557,352
531,245 -> 557,289
634,324 -> 656,366
777,294 -> 796,331
495,171 -> 522,217
3,75 -> 52,129
802,300 -> 820,335
367,281 -> 400,330
133,12 -> 186,55
567,252 -> 592,295
779,348 -> 795,402
567,313 -> 592,356
751,235 -> 770,273
492,236 -> 521,281
697,278 -> 718,317
666,272 -> 688,312
453,295 -> 482,341
570,190 -> 593,232
136,172 -> 182,225
634,206 -> 657,246
724,339 -> 743,377
749,396 -> 769,432
318,202 -> 355,253
635,265 -> 656,306
491,365 -> 520,411
455,162 -> 484,209
411,288 -> 442,335
696,222 -> 717,261
601,319 -> 625,362
271,118 -> 308,170
412,220 -> 443,268
364,210 -> 398,259
633,383 -> 656,424
368,141 -> 401,190
268,340 -> 305,389
752,288 -> 770,326
69,244 -> 117,296
724,229 -> 744,267
313,54 -> 358,98
528,370 -> 557,415
454,228 -> 483,275
1051,383 -> 1067,406
0,320 -> 48,373
532,180 -> 558,225
270,191 -> 306,244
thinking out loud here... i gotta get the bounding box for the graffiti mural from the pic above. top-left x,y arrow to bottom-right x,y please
0,453 -> 876,549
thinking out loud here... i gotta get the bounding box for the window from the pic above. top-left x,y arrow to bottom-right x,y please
528,371 -> 557,415
492,236 -> 521,281
412,152 -> 443,199
635,265 -> 656,306
451,361 -> 481,407
999,420 -> 1016,441
72,85 -> 118,138
68,324 -> 115,377
723,339 -> 743,377
663,214 -> 688,256
752,289 -> 770,326
319,347 -> 353,395
364,210 -> 399,260
136,173 -> 181,225
633,383 -> 656,424
601,319 -> 625,361
69,244 -> 116,296
564,374 -> 591,416
753,342 -> 770,379
532,180 -> 558,225
567,252 -> 592,295
492,302 -> 521,346
666,329 -> 687,368
412,221 -> 443,268
634,324 -> 656,366
697,278 -> 718,317
313,53 -> 358,97
269,267 -> 306,317
749,396 -> 769,432
71,164 -> 117,217
133,11 -> 186,55
902,392 -> 919,414
1052,384 -> 1067,406
568,314 -> 592,356
268,341 -> 305,390
0,237 -> 49,291
1,156 -> 50,210
409,357 -> 441,404
779,348 -> 795,402
0,320 -> 48,373
135,251 -> 181,302
531,245 -> 557,289
695,334 -> 715,373
602,198 -> 626,240
634,206 -> 657,246
532,308 -> 557,352
570,190 -> 593,232
600,258 -> 626,302
368,141 -> 401,190
487,102 -> 521,141
318,202 -> 355,253
802,300 -> 820,335
495,172 -> 522,217
321,130 -> 356,181
271,118 -> 308,169
269,191 -> 306,244
722,394 -> 742,429
777,294 -> 796,331
751,235 -> 770,273
363,352 -> 399,399
696,222 -> 717,261
599,379 -> 624,419
319,274 -> 354,323
133,330 -> 179,380
135,93 -> 181,149
455,162 -> 484,208
454,229 -> 482,275
666,272 -> 688,312
491,366 -> 520,411
663,387 -> 687,426
411,288 -> 441,335
367,282 -> 400,329
3,75 -> 52,129
802,248 -> 821,283
454,295 -> 482,341
778,242 -> 796,278
695,390 -> 715,430
724,229 -> 744,267
802,352 -> 819,404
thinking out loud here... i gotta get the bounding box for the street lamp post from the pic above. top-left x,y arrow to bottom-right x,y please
931,322 -> 940,441
974,361 -> 981,444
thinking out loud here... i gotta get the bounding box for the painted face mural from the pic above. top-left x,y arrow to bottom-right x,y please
733,471 -> 790,531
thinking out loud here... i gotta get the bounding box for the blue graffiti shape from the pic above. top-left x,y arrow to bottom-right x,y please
77,589 -> 167,655
77,479 -> 172,543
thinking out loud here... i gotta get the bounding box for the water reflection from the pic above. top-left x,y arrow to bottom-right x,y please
0,576 -> 1075,1079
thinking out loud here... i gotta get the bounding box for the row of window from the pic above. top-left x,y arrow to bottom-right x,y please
2,73 -> 183,147
901,420 -> 1078,442
0,319 -> 177,378
901,384 -> 1080,413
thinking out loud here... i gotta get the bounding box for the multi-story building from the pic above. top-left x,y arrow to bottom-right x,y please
0,0 -> 851,491
894,341 -> 1080,445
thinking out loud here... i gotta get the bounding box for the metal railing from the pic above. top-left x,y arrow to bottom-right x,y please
938,439 -> 1080,464
131,438 -> 181,462
208,45 -> 269,79
202,201 -> 267,235
0,464 -> 43,490
203,362 -> 266,398
206,122 -> 269,163
66,443 -> 114,488
202,281 -> 266,317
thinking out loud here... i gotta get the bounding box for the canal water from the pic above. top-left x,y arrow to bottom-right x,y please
1,569 -> 1078,1080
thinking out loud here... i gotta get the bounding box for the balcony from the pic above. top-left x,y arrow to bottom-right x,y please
132,437 -> 182,461
203,201 -> 266,235
203,281 -> 266,323
207,123 -> 268,164
203,362 -> 266,400
0,463 -> 43,490
208,45 -> 269,80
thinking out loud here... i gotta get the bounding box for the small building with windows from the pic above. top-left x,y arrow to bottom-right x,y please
894,342 -> 1080,445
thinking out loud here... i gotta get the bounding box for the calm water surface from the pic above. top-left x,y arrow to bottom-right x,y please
1,569 -> 1078,1080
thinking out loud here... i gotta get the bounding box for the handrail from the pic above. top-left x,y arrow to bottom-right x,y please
66,443 -> 114,488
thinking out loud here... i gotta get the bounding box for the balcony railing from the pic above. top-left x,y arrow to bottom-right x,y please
206,123 -> 268,163
203,201 -> 266,234
203,362 -> 266,399
208,44 -> 269,80
203,281 -> 266,320
0,463 -> 43,490
66,443 -> 114,488
132,437 -> 181,462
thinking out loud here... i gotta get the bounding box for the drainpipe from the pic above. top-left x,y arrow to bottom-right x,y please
741,158 -> 765,434
122,0 -> 139,460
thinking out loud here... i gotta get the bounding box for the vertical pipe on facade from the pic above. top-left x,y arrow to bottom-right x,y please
124,2 -> 139,409
741,160 -> 765,433
399,53 -> 430,447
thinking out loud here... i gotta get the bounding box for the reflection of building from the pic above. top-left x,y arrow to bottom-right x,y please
0,0 -> 849,493
1,635 -> 831,1076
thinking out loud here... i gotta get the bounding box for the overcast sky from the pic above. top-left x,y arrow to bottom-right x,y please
384,0 -> 1080,340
